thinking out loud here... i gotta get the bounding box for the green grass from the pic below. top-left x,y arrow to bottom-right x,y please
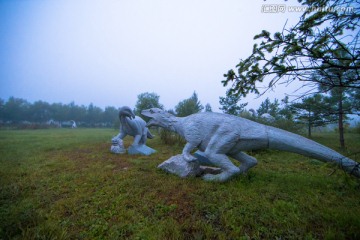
0,129 -> 359,239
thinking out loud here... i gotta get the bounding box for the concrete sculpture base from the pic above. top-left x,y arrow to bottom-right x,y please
128,145 -> 156,156
111,145 -> 126,154
110,137 -> 126,154
158,154 -> 221,178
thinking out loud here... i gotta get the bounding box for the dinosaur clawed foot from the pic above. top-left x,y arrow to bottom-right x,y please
182,153 -> 197,162
202,170 -> 240,182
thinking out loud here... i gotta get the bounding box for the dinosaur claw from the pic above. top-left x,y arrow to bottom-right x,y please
183,154 -> 197,162
202,171 -> 239,182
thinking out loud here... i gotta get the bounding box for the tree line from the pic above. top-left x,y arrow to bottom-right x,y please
133,90 -> 359,149
0,97 -> 119,128
1,88 -> 359,149
0,92 -> 209,128
220,90 -> 359,135
2,89 -> 358,134
133,90 -> 359,137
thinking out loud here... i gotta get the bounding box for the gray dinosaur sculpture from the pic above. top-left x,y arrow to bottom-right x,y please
141,108 -> 360,182
113,106 -> 155,155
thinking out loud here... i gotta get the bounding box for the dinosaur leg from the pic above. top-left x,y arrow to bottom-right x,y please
116,132 -> 126,140
139,131 -> 147,145
202,135 -> 240,182
182,142 -> 198,162
202,153 -> 240,182
132,135 -> 142,146
229,151 -> 258,173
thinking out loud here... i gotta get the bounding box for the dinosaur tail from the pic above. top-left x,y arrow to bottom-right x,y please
147,130 -> 154,139
267,126 -> 360,178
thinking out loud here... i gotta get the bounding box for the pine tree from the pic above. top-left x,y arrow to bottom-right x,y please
134,92 -> 164,116
219,90 -> 247,115
222,0 -> 360,97
175,92 -> 204,117
292,94 -> 334,138
205,103 -> 212,112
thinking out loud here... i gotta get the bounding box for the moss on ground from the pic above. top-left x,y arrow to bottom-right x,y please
0,129 -> 359,239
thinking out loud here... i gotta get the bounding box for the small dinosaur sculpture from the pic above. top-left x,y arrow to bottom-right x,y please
141,108 -> 360,182
113,106 -> 155,155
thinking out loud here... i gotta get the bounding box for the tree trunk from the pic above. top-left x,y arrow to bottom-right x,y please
308,111 -> 312,138
338,91 -> 345,149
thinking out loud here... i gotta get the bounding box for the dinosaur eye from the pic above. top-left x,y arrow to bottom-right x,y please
150,109 -> 154,113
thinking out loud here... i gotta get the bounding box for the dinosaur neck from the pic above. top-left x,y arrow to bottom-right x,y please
169,117 -> 185,137
120,115 -> 131,128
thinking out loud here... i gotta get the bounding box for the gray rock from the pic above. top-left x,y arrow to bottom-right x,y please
158,154 -> 222,178
158,154 -> 201,178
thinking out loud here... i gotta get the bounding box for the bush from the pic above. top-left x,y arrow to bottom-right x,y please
253,118 -> 305,134
272,119 -> 305,134
159,129 -> 185,146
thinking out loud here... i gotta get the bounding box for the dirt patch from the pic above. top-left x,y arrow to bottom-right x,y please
152,183 -> 197,224
46,142 -> 133,171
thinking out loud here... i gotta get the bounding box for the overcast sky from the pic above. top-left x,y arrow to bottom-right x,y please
0,0 -> 303,112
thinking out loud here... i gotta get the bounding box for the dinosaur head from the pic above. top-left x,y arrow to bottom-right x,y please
141,108 -> 175,129
119,106 -> 135,119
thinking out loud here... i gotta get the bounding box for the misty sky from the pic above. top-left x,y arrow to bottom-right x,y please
0,0 -> 303,111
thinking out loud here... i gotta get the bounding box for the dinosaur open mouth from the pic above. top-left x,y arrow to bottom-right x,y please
141,109 -> 157,127
146,119 -> 156,127
141,109 -> 153,117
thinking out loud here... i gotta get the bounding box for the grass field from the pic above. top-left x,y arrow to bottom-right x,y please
0,128 -> 359,239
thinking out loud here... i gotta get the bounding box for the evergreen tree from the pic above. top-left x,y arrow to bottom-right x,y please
205,103 -> 212,112
28,100 -> 51,122
134,92 -> 164,116
0,98 -> 4,122
317,48 -> 355,148
175,92 -> 203,117
279,96 -> 294,121
167,109 -> 176,115
222,0 -> 360,97
350,88 -> 360,114
86,103 -> 103,126
50,103 -> 67,122
68,102 -> 87,122
292,94 -> 334,138
257,98 -> 279,119
103,106 -> 119,126
219,90 -> 247,115
3,97 -> 30,123
322,88 -> 352,148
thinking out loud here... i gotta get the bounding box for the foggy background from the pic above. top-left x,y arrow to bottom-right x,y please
1,0 -> 303,111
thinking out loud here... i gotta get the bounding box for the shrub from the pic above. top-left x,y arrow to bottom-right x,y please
159,129 -> 185,146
